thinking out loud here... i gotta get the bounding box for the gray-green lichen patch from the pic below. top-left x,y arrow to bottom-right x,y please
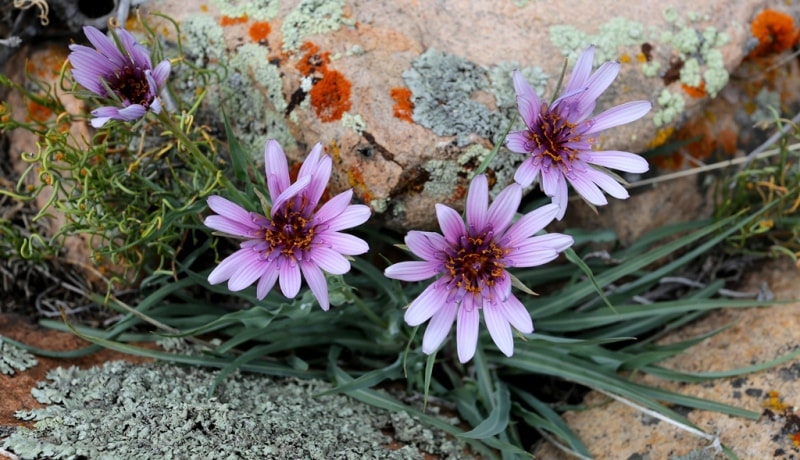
281,0 -> 350,52
2,361 -> 470,460
487,61 -> 548,119
550,17 -> 645,64
403,49 -> 505,147
179,15 -> 226,67
210,0 -> 280,21
0,337 -> 37,375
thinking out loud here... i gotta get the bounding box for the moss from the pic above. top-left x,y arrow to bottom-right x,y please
403,49 -> 503,146
210,0 -> 280,22
0,337 -> 37,375
281,0 -> 350,52
653,89 -> 685,127
2,361 -> 471,460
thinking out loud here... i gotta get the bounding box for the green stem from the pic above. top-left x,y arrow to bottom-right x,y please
156,110 -> 223,183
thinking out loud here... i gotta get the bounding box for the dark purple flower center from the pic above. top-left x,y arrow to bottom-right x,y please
263,199 -> 315,260
445,230 -> 507,294
108,65 -> 151,106
526,103 -> 580,164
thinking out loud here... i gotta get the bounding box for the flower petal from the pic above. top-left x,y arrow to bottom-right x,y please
513,70 -> 542,128
573,61 -> 620,120
152,60 -> 171,89
564,45 -> 595,94
484,301 -> 513,357
436,204 -> 465,243
513,157 -> 541,188
319,231 -> 369,256
499,294 -> 533,333
466,174 -> 489,231
552,175 -> 569,220
300,261 -> 329,311
207,195 -> 252,223
264,139 -> 290,199
314,189 -> 352,224
502,203 -> 560,245
324,204 -> 371,231
83,26 -> 126,67
584,168 -> 629,200
486,183 -> 521,234
278,260 -> 302,298
208,249 -> 255,285
270,174 -> 310,217
582,150 -> 649,173
422,301 -> 457,355
204,215 -> 255,238
228,255 -> 269,291
405,283 -> 448,326
311,246 -> 351,274
505,131 -> 531,154
256,264 -> 279,300
584,100 -> 651,135
405,231 -> 448,262
567,172 -> 608,206
456,299 -> 480,363
116,27 -> 152,69
115,104 -> 147,121
384,261 -> 441,282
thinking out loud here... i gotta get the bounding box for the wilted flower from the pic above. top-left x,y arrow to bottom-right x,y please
68,26 -> 170,128
205,140 -> 371,311
506,45 -> 652,219
384,175 -> 573,362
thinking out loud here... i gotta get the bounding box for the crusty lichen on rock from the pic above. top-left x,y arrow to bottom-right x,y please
2,361 -> 473,460
281,0 -> 350,52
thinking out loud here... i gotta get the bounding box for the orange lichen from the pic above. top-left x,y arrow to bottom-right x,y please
26,100 -> 52,122
636,52 -> 648,63
295,41 -> 330,75
718,129 -> 738,155
792,432 -> 800,447
647,126 -> 675,149
619,53 -> 631,64
347,165 -> 373,203
764,390 -> 789,411
748,9 -> 796,58
681,80 -> 707,99
220,15 -> 248,26
249,21 -> 271,42
309,70 -> 351,122
200,4 -> 208,12
390,87 -> 414,123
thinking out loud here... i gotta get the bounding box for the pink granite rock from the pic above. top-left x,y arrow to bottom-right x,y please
139,0 -> 796,232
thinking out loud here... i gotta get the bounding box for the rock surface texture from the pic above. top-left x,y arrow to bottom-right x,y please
141,0 -> 792,230
533,258 -> 800,459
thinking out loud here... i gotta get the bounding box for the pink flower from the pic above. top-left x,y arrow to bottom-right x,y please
205,140 -> 371,311
384,175 -> 573,362
68,26 -> 171,127
506,45 -> 652,219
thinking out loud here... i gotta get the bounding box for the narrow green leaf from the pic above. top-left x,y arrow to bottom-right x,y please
460,382 -> 511,439
222,109 -> 248,184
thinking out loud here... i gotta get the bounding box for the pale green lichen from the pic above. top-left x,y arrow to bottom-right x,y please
701,48 -> 728,97
550,17 -> 645,63
422,159 -> 460,198
228,44 -> 287,113
653,89 -> 685,127
679,57 -> 702,87
0,337 -> 37,375
180,15 -> 226,67
642,61 -> 661,78
403,49 -> 503,146
488,62 -> 547,118
281,0 -> 350,52
2,361 -> 471,460
210,0 -> 280,21
341,112 -> 366,135
662,7 -> 680,24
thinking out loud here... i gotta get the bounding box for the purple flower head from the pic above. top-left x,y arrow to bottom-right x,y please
68,26 -> 171,128
384,174 -> 573,363
204,140 -> 371,311
506,45 -> 652,220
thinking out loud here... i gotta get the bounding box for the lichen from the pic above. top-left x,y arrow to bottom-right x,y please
701,48 -> 728,97
2,361 -> 471,460
487,62 -> 548,118
281,0 -> 349,52
679,57 -> 702,87
179,14 -> 226,67
653,89 -> 685,127
550,17 -> 645,63
341,112 -> 366,135
0,337 -> 37,375
210,0 -> 280,22
403,49 -> 503,146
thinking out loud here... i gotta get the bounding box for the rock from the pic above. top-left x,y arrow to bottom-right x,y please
532,257 -> 800,459
138,0 -> 793,231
